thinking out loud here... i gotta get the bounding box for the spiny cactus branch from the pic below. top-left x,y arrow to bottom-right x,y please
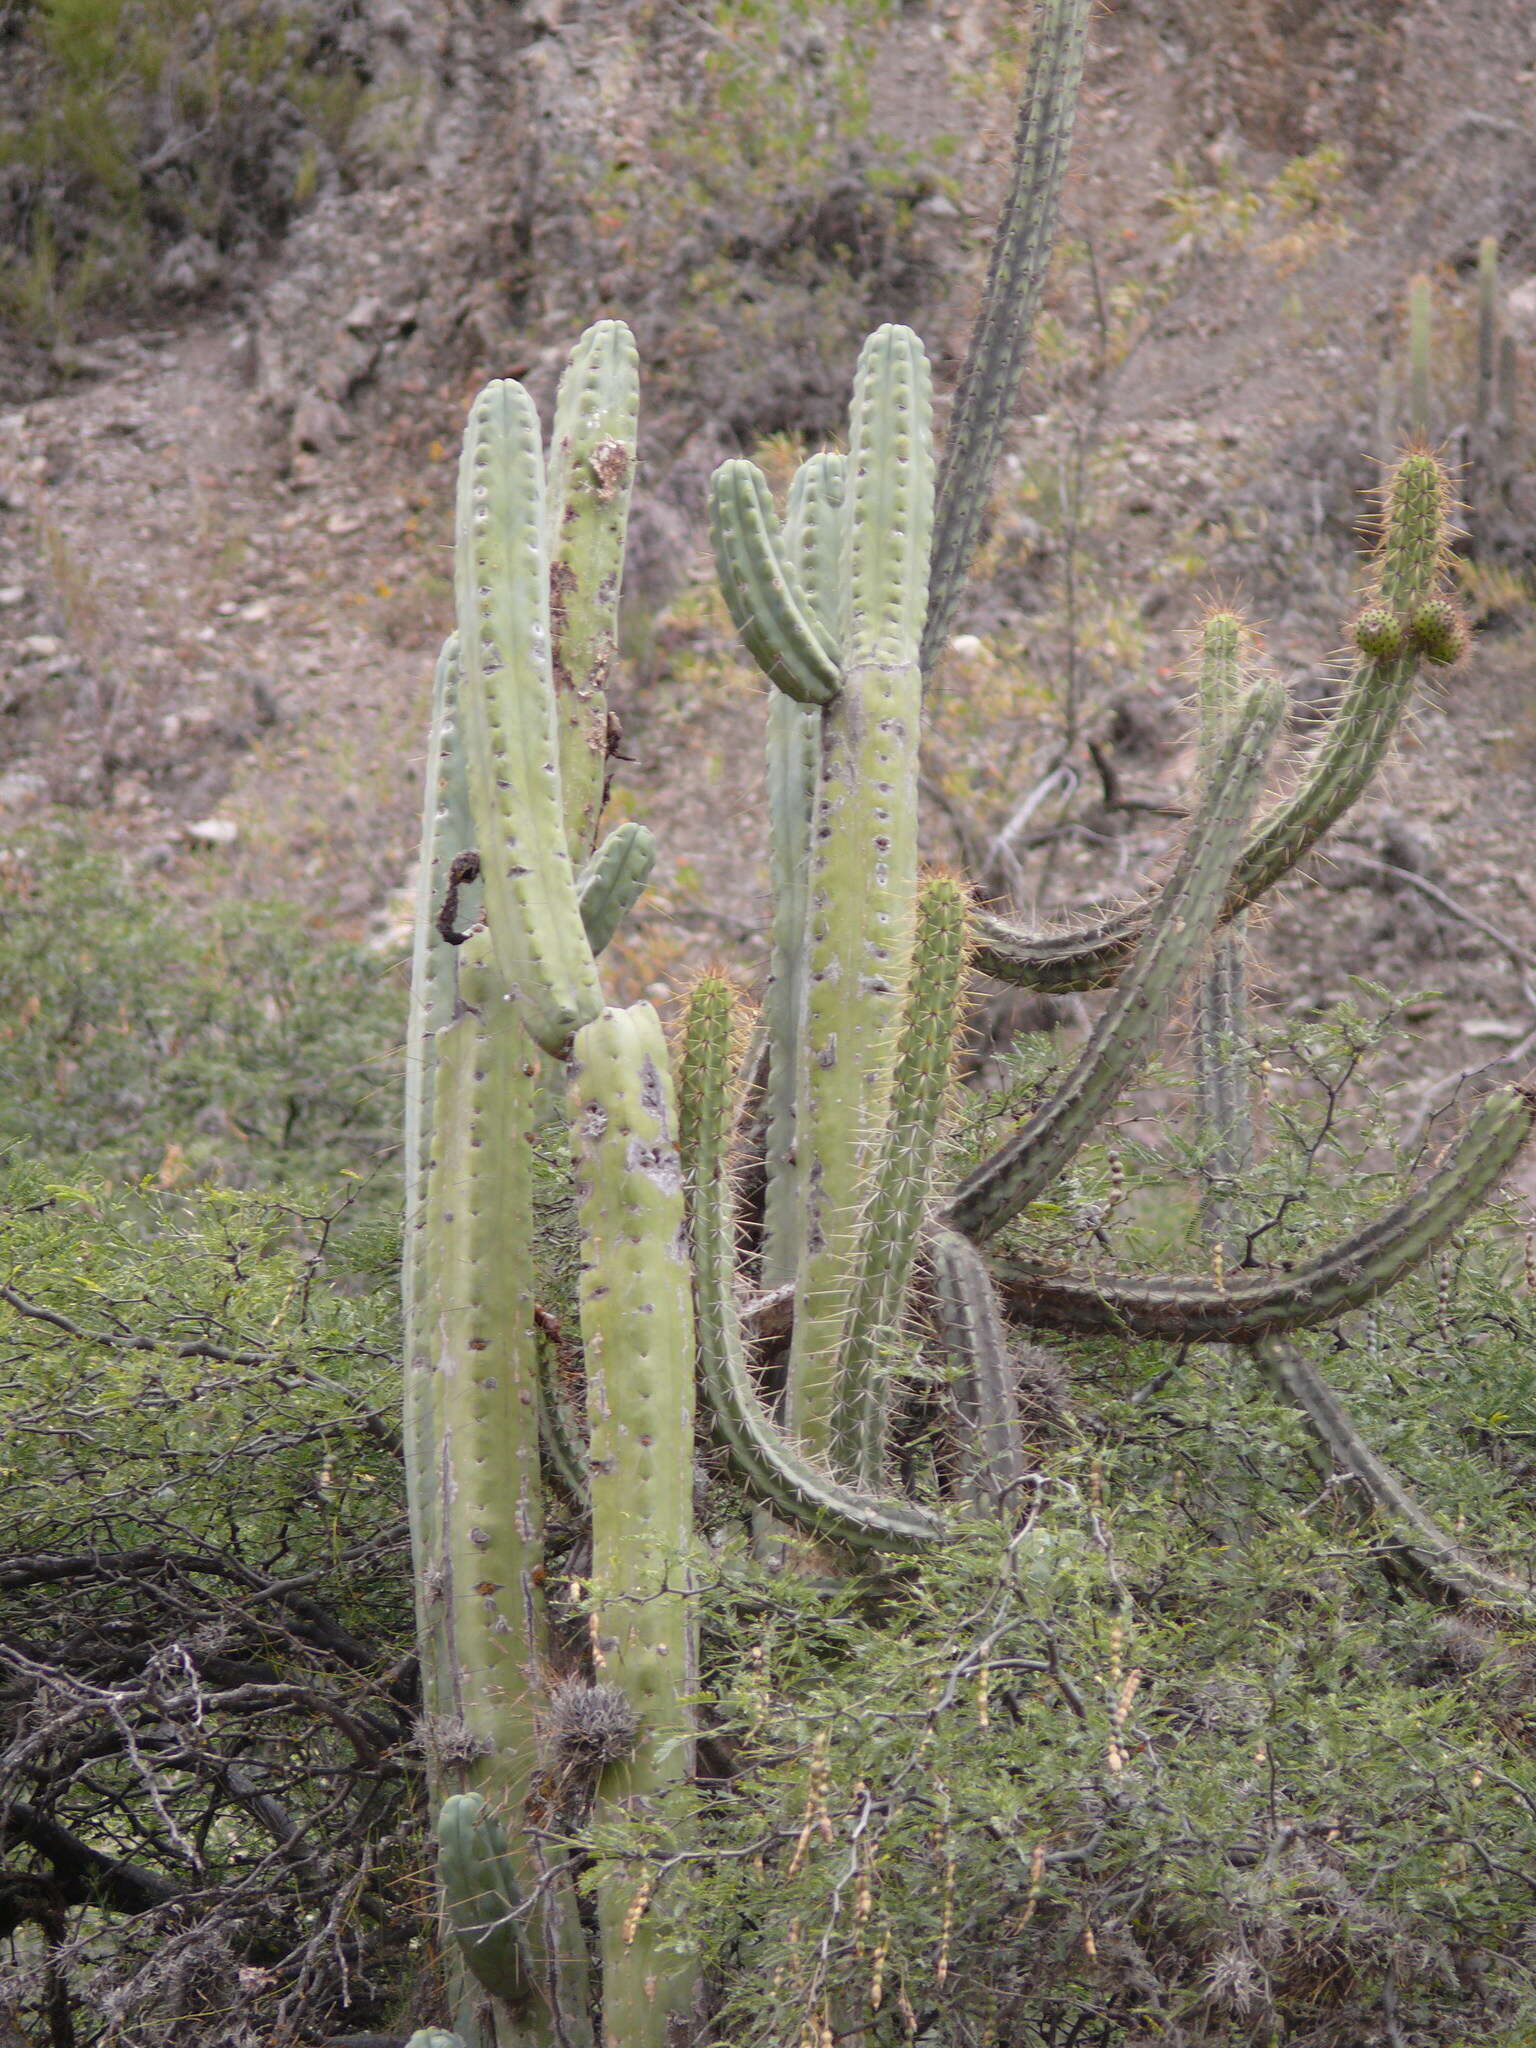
923,0 -> 1093,672
993,1082 -> 1536,1339
946,678 -> 1284,1241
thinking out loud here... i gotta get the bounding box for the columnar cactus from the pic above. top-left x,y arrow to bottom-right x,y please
404,5 -> 1533,2041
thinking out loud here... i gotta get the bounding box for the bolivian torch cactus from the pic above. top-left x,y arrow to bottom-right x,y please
403,4 -> 1533,2041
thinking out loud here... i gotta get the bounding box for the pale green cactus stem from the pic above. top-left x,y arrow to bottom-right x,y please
789,324 -> 935,1458
678,973 -> 946,1549
708,458 -> 841,705
837,875 -> 970,1487
569,1003 -> 698,2048
456,378 -> 603,1057
1191,612 -> 1254,1244
927,1226 -> 1030,1515
545,320 -> 640,863
577,820 -> 656,957
994,1079 -> 1536,1338
423,933 -> 594,2046
436,1793 -> 535,2013
922,0 -> 1092,672
1407,271 -> 1433,442
761,453 -> 847,1289
403,631 -> 476,1745
946,678 -> 1284,1243
970,452 -> 1454,992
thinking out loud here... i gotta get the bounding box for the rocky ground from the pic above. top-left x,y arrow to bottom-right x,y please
4,0 -> 1536,1197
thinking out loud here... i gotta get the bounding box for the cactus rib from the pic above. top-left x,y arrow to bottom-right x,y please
760,455 -> 848,1288
679,974 -> 946,1549
946,679 -> 1284,1242
993,1082 -> 1536,1339
456,378 -> 603,1056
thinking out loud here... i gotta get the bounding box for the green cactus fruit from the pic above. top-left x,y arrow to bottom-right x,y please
678,972 -> 946,1549
436,1793 -> 534,2009
577,820 -> 656,955
455,377 -> 603,1057
1352,605 -> 1406,661
545,319 -> 640,864
1405,596 -> 1468,666
708,458 -> 841,704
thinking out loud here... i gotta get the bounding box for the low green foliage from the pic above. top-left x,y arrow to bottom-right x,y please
0,830 -> 405,1189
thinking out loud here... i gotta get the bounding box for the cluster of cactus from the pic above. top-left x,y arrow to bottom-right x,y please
400,7 -> 1533,2044
1399,240 -> 1523,557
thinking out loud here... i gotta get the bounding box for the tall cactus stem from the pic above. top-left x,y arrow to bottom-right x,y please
404,632 -> 476,1745
838,876 -> 970,1486
678,974 -> 946,1549
923,0 -> 1093,671
947,679 -> 1283,1242
761,454 -> 848,1288
569,1004 -> 698,2048
423,938 -> 594,2046
1192,612 -> 1255,1245
545,320 -> 640,862
456,378 -> 603,1057
789,325 -> 934,1457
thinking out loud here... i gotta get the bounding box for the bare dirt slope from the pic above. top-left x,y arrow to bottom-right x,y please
4,0 -> 1536,1192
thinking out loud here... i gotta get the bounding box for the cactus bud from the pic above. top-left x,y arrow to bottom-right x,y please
1405,596 -> 1468,666
1352,604 -> 1406,661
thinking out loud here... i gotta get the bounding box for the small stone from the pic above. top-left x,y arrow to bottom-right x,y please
239,599 -> 272,623
184,816 -> 239,846
0,585 -> 27,607
20,634 -> 60,657
0,769 -> 47,810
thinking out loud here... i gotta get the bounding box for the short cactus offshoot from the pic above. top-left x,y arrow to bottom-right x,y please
402,6 -> 1532,2042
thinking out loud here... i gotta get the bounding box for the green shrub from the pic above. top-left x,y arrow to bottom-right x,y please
0,830 -> 404,1191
